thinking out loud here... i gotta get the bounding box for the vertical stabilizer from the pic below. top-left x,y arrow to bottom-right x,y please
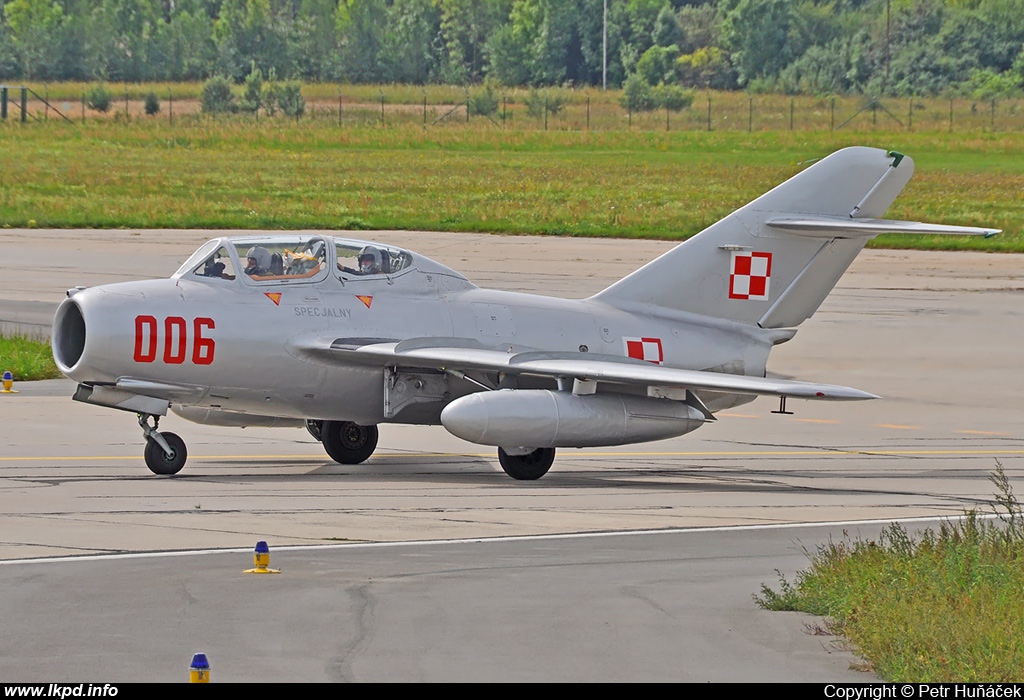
590,147 -> 914,328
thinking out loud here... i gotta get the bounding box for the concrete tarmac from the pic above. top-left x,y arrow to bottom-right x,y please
0,228 -> 1021,681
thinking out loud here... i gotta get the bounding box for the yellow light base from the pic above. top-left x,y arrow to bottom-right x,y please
244,546 -> 280,574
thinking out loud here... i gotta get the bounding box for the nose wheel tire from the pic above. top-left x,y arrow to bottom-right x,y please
322,421 -> 378,464
497,447 -> 555,480
144,431 -> 187,475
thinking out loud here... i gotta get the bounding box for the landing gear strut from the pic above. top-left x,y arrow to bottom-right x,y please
321,421 -> 378,464
138,413 -> 187,475
305,419 -> 323,442
498,447 -> 556,480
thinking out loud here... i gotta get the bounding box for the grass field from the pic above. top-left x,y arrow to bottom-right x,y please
758,466 -> 1024,681
1,116 -> 1021,250
0,333 -> 60,382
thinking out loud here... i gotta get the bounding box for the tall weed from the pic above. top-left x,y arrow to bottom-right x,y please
756,463 -> 1024,681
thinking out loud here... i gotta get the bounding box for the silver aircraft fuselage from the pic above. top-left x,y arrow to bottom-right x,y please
55,234 -> 768,427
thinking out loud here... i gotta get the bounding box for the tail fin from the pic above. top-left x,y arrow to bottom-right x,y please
591,147 -> 995,329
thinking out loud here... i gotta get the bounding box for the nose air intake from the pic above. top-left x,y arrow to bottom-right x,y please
52,299 -> 87,371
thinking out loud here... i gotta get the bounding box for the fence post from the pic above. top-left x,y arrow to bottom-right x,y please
125,87 -> 129,119
789,98 -> 794,130
169,89 -> 173,126
423,92 -> 427,126
379,90 -> 385,125
338,93 -> 342,126
45,85 -> 49,120
586,95 -> 590,131
1,87 -> 7,120
544,94 -> 548,131
830,96 -> 835,131
949,98 -> 953,132
907,99 -> 912,131
706,95 -> 711,132
20,86 -> 27,123
82,90 -> 85,123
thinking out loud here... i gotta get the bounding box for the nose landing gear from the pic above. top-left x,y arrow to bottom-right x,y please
138,413 -> 187,475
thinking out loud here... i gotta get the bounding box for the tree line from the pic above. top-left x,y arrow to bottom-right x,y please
2,0 -> 1023,98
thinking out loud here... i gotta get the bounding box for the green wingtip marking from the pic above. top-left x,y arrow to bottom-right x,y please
887,151 -> 906,167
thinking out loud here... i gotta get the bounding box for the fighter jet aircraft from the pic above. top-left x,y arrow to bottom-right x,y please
52,147 -> 998,480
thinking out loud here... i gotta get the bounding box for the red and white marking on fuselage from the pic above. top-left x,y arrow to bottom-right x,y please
729,251 -> 772,300
623,337 -> 664,364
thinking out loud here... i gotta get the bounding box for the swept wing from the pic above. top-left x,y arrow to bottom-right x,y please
294,336 -> 879,402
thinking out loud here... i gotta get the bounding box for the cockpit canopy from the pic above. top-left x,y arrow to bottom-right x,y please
335,240 -> 412,276
174,235 -> 417,285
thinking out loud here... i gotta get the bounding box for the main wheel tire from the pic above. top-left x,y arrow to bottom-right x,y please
497,447 -> 555,481
144,431 -> 187,475
322,421 -> 378,464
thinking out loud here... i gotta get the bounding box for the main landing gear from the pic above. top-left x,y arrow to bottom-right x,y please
497,447 -> 556,481
306,420 -> 379,465
139,413 -> 187,475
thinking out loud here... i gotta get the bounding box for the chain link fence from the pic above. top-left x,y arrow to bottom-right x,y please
4,86 -> 1023,133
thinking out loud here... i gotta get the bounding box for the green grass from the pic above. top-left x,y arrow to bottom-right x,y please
0,332 -> 61,381
1,116 -> 1021,250
757,464 -> 1024,681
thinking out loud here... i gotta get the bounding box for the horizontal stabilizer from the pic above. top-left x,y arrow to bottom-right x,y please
767,216 -> 1001,238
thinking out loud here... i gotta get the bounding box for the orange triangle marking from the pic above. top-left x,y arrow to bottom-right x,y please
264,292 -> 282,306
356,295 -> 373,309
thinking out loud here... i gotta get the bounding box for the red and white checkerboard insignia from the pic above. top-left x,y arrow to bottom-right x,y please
624,337 -> 664,365
729,251 -> 773,300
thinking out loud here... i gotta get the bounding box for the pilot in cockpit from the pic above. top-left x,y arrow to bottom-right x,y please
245,246 -> 272,276
198,247 -> 235,279
202,259 -> 226,277
339,246 -> 384,276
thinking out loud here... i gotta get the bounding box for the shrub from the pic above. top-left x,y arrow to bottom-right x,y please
636,45 -> 680,86
677,46 -> 735,90
524,90 -> 567,119
263,84 -> 279,116
241,66 -> 263,114
468,85 -> 499,117
654,84 -> 695,112
144,92 -> 160,116
201,76 -> 236,114
958,68 -> 1024,101
277,82 -> 305,118
86,84 -> 112,113
619,74 -> 657,112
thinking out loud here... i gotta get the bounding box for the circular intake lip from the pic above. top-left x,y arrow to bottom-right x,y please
52,299 -> 87,372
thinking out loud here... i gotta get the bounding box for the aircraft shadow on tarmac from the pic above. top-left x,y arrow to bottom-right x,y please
107,454 -> 997,507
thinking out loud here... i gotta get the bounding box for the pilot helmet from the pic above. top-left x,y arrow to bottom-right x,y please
245,246 -> 272,274
358,246 -> 383,274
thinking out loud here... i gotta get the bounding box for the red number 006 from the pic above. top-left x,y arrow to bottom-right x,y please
133,315 -> 216,365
